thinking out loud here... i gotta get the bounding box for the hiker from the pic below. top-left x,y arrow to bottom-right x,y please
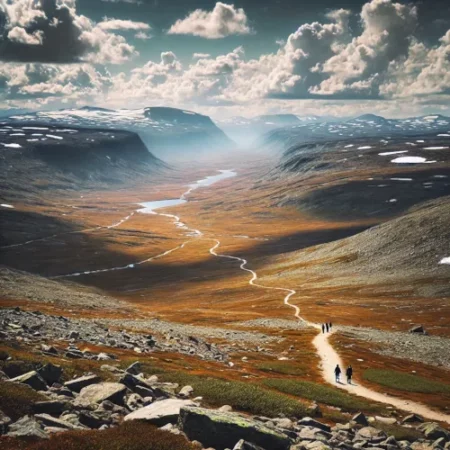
322,324 -> 325,333
329,322 -> 332,330
346,365 -> 353,384
334,364 -> 341,383
325,323 -> 329,333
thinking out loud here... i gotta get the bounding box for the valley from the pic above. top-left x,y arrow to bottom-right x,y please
1,110 -> 450,449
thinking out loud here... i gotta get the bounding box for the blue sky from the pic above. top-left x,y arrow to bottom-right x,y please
1,0 -> 450,119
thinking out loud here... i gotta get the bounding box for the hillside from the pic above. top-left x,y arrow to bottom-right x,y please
4,106 -> 235,161
267,196 -> 450,296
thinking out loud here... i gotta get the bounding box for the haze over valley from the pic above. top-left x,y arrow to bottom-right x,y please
1,1 -> 450,449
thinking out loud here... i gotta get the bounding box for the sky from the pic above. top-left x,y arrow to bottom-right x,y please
0,0 -> 450,120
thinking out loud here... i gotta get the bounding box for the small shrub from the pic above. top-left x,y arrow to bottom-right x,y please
363,369 -> 450,394
256,361 -> 306,376
263,379 -> 384,413
0,421 -> 200,450
0,381 -> 48,420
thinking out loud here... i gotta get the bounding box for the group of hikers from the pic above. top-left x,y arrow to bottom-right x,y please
334,364 -> 353,384
319,321 -> 354,385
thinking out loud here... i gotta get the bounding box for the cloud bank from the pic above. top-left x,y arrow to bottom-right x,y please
1,0 -> 449,118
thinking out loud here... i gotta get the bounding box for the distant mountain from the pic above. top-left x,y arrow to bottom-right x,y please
218,114 -> 323,147
3,106 -> 235,162
262,113 -> 450,152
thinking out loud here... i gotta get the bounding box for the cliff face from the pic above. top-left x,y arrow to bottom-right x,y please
3,106 -> 235,162
0,124 -> 164,197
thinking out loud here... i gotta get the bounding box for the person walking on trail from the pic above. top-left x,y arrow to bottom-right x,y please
322,324 -> 325,333
329,322 -> 332,330
334,364 -> 341,383
346,365 -> 353,384
325,323 -> 329,333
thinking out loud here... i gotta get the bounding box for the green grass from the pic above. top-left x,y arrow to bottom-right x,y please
0,421 -> 201,450
263,379 -> 384,413
160,372 -> 310,418
0,381 -> 48,420
363,369 -> 450,394
256,361 -> 306,376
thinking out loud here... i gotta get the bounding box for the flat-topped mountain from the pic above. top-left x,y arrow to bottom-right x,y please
4,106 -> 234,162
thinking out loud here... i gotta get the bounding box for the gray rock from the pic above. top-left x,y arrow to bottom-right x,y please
64,374 -> 101,392
356,427 -> 387,443
298,427 -> 332,442
9,370 -> 48,391
419,424 -> 450,442
0,409 -> 12,435
35,413 -> 80,430
125,398 -> 196,426
7,415 -> 49,439
409,326 -> 426,334
353,412 -> 370,426
179,385 -> 194,398
32,400 -> 69,415
126,362 -> 142,375
298,418 -> 331,433
37,363 -> 62,385
79,411 -> 112,429
218,405 -> 233,412
74,382 -> 127,408
233,439 -> 266,450
178,406 -> 291,450
126,393 -> 144,411
402,414 -> 424,424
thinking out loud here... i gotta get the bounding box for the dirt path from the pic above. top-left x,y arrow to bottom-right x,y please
208,239 -> 450,424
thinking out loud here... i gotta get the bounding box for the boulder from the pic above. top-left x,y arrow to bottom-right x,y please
79,411 -> 112,429
402,414 -> 424,424
0,409 -> 12,435
125,399 -> 196,426
419,423 -> 450,442
355,427 -> 387,443
9,370 -> 48,391
179,385 -> 194,398
64,374 -> 101,392
120,373 -> 168,398
298,418 -> 331,433
32,400 -> 69,415
7,415 -> 49,439
74,382 -> 127,408
126,362 -> 142,375
409,326 -> 426,334
234,439 -> 266,450
37,363 -> 62,385
352,412 -> 369,426
178,406 -> 291,450
35,413 -> 80,430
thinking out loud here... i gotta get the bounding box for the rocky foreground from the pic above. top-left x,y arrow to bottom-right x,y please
1,310 -> 450,449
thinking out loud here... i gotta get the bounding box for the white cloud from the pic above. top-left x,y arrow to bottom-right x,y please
0,0 -> 138,64
7,27 -> 44,45
1,0 -> 450,120
97,18 -> 150,31
135,31 -> 152,40
193,53 -> 211,59
313,0 -> 418,97
168,2 -> 252,39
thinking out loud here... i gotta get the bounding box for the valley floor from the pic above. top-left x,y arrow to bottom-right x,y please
1,153 -> 450,426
